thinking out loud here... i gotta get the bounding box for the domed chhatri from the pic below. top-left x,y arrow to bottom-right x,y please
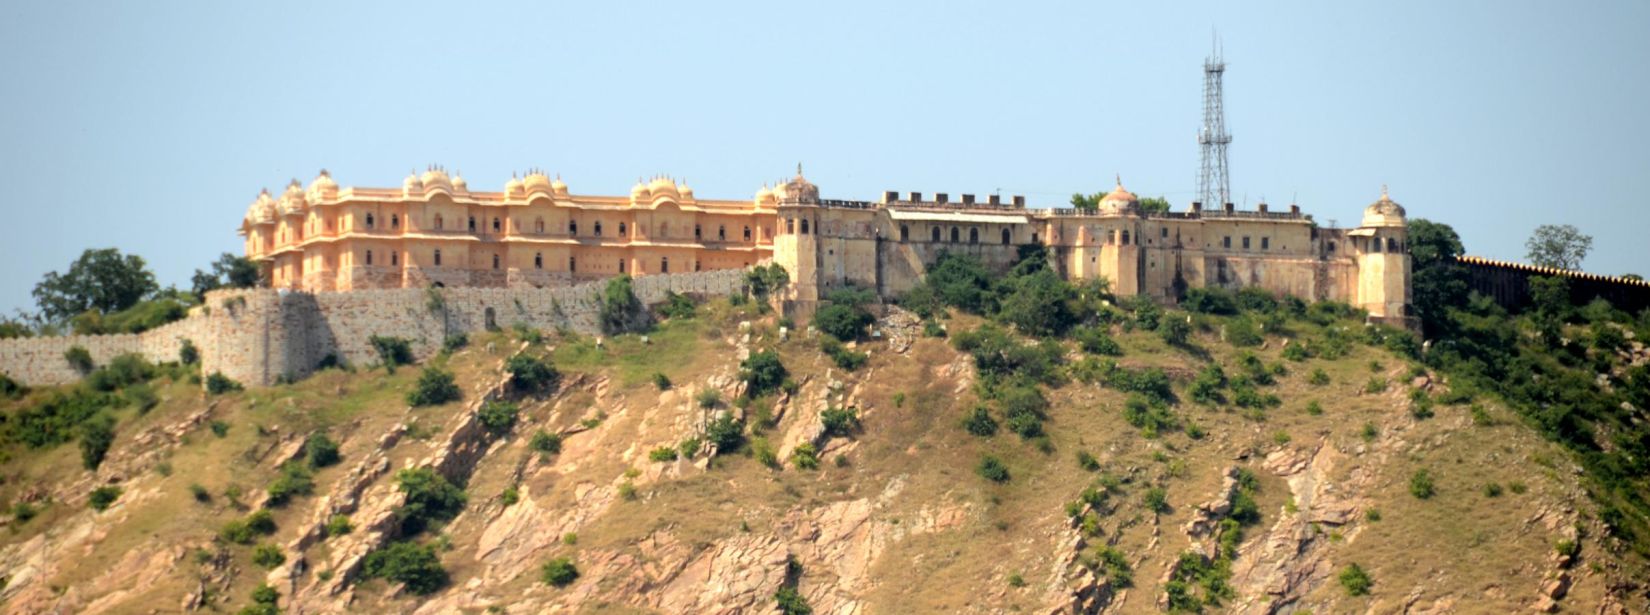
277,179 -> 307,216
420,166 -> 455,194
245,188 -> 276,225
1098,175 -> 1139,214
307,169 -> 339,202
1361,185 -> 1407,227
776,163 -> 819,203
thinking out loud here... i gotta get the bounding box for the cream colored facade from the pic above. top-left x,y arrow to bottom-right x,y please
241,167 -> 1413,326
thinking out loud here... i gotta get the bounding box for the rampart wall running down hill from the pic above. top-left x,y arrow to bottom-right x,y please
1458,255 -> 1650,314
0,267 -> 750,388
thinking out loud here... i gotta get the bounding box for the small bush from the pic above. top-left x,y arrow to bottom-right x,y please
1075,326 -> 1123,356
206,372 -> 242,395
976,455 -> 1010,482
79,417 -> 115,470
678,436 -> 702,458
740,350 -> 788,398
406,367 -> 461,407
1409,469 -> 1436,499
1226,317 -> 1264,347
649,446 -> 679,462
324,514 -> 353,538
1308,368 -> 1330,386
1484,482 -> 1504,498
179,338 -> 200,365
820,406 -> 860,438
88,485 -> 121,511
305,433 -> 342,469
792,442 -> 820,470
1158,316 -> 1191,346
542,556 -> 580,587
1143,487 -> 1169,514
65,345 -> 95,374
252,543 -> 286,568
963,406 -> 998,437
1555,539 -> 1580,559
501,485 -> 520,506
775,585 -> 812,615
394,467 -> 467,536
241,583 -> 280,615
189,483 -> 211,503
529,430 -> 562,456
814,303 -> 873,342
1305,400 -> 1323,415
1360,422 -> 1378,442
266,464 -> 315,507
696,388 -> 722,409
652,372 -> 672,390
12,501 -> 38,523
506,353 -> 560,394
124,383 -> 159,414
1365,377 -> 1387,394
751,436 -> 779,468
477,400 -> 520,433
442,333 -> 468,354
820,337 -> 869,371
369,335 -> 415,372
1076,450 -> 1100,472
209,420 -> 230,437
618,481 -> 638,500
362,541 -> 448,595
658,291 -> 697,320
706,414 -> 745,454
1338,562 -> 1372,596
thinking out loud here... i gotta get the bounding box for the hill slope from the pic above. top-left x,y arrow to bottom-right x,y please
0,297 -> 1645,614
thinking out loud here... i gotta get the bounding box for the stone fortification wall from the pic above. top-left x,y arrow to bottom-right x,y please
0,267 -> 750,388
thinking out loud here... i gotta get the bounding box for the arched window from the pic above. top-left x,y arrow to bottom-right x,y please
595,221 -> 603,237
718,225 -> 726,241
1387,237 -> 1398,252
743,226 -> 752,241
434,215 -> 444,230
659,222 -> 668,238
695,224 -> 702,239
1002,228 -> 1011,244
619,259 -> 626,273
493,217 -> 501,232
366,249 -> 373,265
569,256 -> 576,272
366,213 -> 375,229
950,227 -> 959,243
969,228 -> 979,243
569,220 -> 577,235
535,218 -> 545,234
619,222 -> 627,236
787,219 -> 795,234
900,225 -> 909,241
391,251 -> 399,266
1371,238 -> 1382,253
1032,232 -> 1039,243
492,254 -> 500,270
931,227 -> 941,242
391,214 -> 400,229
534,253 -> 543,270
434,249 -> 442,266
661,257 -> 669,273
1327,241 -> 1336,253
1122,230 -> 1131,245
800,219 -> 810,234
468,216 -> 476,232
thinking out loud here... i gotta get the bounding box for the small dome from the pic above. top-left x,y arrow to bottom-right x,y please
245,188 -> 277,225
678,182 -> 694,200
306,169 -> 338,202
278,179 -> 308,215
1098,175 -> 1138,214
420,166 -> 453,194
648,176 -> 679,200
451,172 -> 468,193
504,174 -> 524,199
1361,186 -> 1407,227
776,164 -> 819,203
402,171 -> 424,197
522,170 -> 553,196
551,176 -> 568,197
631,179 -> 652,203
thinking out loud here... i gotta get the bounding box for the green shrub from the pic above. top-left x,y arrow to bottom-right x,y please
65,345 -> 95,374
406,367 -> 461,406
649,446 -> 679,462
599,275 -> 650,334
506,353 -> 560,394
240,582 -> 280,615
751,436 -> 779,468
814,303 -> 873,342
251,543 -> 286,568
1338,562 -> 1372,596
1409,469 -> 1436,499
1308,368 -> 1330,386
512,322 -> 543,344
305,433 -> 341,468
1282,343 -> 1311,362
206,372 -> 242,395
208,420 -> 230,437
963,406 -> 997,437
1074,325 -> 1123,356
976,455 -> 1010,482
820,337 -> 869,371
88,485 -> 121,511
530,430 -> 562,456
922,319 -> 947,338
1484,482 -> 1504,498
442,333 -> 468,354
1158,316 -> 1192,346
220,510 -> 275,544
658,291 -> 697,320
541,556 -> 580,587
189,483 -> 211,503
501,485 -> 520,506
678,436 -> 702,458
706,413 -> 745,455
123,383 -> 159,414
740,351 -> 788,398
362,541 -> 448,595
477,400 -> 520,433
820,406 -> 860,438
266,464 -> 315,506
1365,377 -> 1387,394
696,387 -> 722,409
79,416 -> 115,470
11,501 -> 37,523
1189,363 -> 1227,405
1226,317 -> 1264,347
86,354 -> 154,392
775,586 -> 812,615
1183,287 -> 1238,315
369,335 -> 415,372
792,442 -> 820,469
324,514 -> 353,538
1555,539 -> 1580,558
652,372 -> 672,390
1122,394 -> 1178,438
1076,450 -> 1100,472
394,468 -> 467,536
1143,487 -> 1169,514
179,338 -> 200,365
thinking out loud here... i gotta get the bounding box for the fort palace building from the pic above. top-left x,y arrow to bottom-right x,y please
241,166 -> 1414,327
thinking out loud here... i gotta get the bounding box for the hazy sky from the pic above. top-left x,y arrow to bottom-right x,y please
2,1 -> 1646,315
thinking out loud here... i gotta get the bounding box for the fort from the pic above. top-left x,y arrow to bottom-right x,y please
0,165 -> 1427,387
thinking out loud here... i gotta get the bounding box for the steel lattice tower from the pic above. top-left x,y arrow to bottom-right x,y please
1197,41 -> 1231,208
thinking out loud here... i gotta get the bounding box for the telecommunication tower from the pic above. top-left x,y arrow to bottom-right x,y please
1196,37 -> 1232,208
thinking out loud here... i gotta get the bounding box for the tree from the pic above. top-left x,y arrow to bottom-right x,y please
813,303 -> 872,341
33,248 -> 159,322
1407,219 -> 1469,337
1525,224 -> 1592,271
598,275 -> 649,334
191,252 -> 260,299
746,264 -> 790,300
1137,196 -> 1171,215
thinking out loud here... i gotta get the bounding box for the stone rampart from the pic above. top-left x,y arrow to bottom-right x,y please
0,267 -> 751,388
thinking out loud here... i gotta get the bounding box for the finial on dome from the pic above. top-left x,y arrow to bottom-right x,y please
796,162 -> 804,177
319,168 -> 330,178
1115,173 -> 1123,188
1381,184 -> 1389,199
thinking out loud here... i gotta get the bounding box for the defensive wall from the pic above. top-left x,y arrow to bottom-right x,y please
0,267 -> 750,388
1458,255 -> 1650,314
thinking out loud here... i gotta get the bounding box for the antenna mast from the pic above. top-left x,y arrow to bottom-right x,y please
1197,34 -> 1232,208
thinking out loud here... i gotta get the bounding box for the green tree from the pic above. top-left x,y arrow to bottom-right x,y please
1407,219 -> 1470,336
740,350 -> 787,398
79,416 -> 115,470
996,268 -> 1076,337
190,252 -> 261,299
746,263 -> 790,300
1525,224 -> 1592,271
1137,196 -> 1171,215
33,248 -> 159,323
599,275 -> 649,334
361,541 -> 448,595
813,304 -> 872,341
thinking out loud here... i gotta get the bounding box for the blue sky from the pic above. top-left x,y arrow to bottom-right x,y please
1,1 -> 1646,315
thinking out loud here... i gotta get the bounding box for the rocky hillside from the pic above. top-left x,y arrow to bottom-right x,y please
0,294 -> 1646,614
